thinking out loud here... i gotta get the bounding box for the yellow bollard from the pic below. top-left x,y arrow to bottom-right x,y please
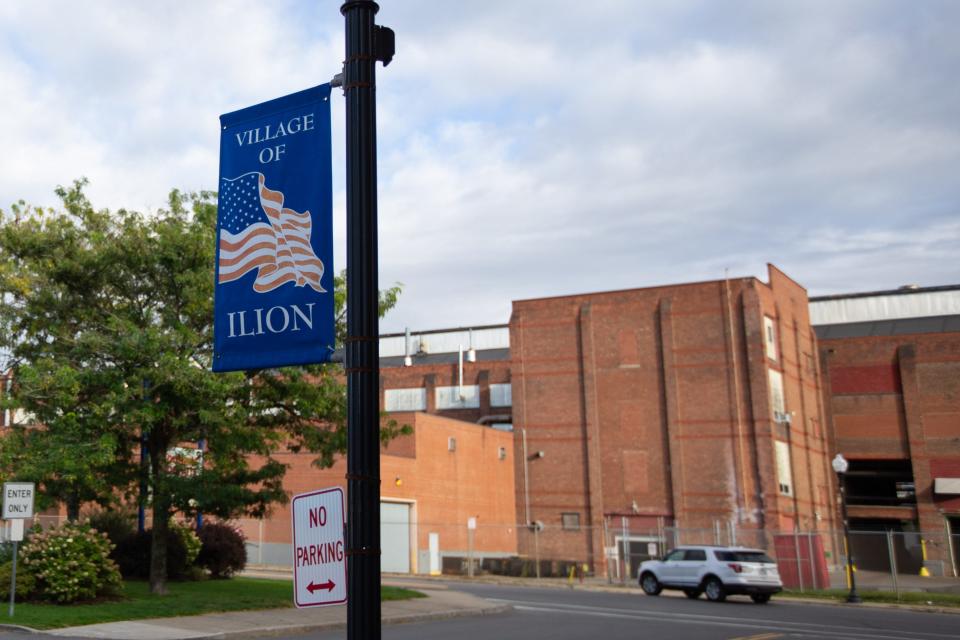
568,565 -> 576,587
919,539 -> 930,577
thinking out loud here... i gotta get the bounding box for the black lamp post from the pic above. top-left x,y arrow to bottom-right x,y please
832,453 -> 862,604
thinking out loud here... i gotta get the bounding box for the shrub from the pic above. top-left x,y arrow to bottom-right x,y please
170,519 -> 202,566
86,509 -> 136,548
196,522 -> 246,578
114,527 -> 191,580
19,523 -> 122,603
0,560 -> 35,600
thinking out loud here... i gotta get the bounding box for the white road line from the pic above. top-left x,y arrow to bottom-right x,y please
488,599 -> 959,640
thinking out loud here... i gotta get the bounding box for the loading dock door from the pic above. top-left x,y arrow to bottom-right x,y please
381,502 -> 411,573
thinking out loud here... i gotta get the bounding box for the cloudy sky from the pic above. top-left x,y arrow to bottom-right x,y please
1,1 -> 958,333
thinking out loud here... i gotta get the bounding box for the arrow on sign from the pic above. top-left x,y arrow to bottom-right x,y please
307,580 -> 336,593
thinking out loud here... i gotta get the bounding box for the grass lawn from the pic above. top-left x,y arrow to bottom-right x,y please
783,588 -> 960,608
4,578 -> 424,630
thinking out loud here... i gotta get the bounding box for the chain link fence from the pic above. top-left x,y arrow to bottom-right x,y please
12,513 -> 960,595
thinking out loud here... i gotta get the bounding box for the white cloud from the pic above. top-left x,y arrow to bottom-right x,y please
1,0 -> 958,332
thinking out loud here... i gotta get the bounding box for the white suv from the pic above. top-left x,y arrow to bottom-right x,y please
637,546 -> 782,603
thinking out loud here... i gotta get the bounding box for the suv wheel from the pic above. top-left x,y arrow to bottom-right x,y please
640,572 -> 662,596
703,577 -> 726,602
750,593 -> 771,604
683,588 -> 701,599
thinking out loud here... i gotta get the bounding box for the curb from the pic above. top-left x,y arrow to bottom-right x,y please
389,574 -> 960,615
167,603 -> 514,640
774,595 -> 960,616
0,623 -> 42,634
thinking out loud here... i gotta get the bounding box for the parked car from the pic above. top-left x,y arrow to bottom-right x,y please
637,545 -> 782,603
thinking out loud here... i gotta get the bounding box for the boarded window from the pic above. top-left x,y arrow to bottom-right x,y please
436,385 -> 480,409
561,513 -> 581,530
384,388 -> 427,412
775,440 -> 792,495
489,383 -> 512,407
764,316 -> 778,361
768,369 -> 785,419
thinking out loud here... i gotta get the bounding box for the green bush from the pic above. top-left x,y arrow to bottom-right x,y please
170,520 -> 202,567
19,523 -> 122,603
0,560 -> 35,600
86,509 -> 136,548
114,527 -> 192,580
196,522 -> 246,578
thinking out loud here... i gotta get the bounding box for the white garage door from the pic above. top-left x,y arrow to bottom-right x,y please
380,502 -> 411,573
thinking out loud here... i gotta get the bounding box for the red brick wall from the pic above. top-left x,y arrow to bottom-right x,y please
510,265 -> 834,571
819,332 -> 960,559
238,413 -> 517,571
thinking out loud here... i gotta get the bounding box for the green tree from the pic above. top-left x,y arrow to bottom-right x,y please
0,180 -> 403,594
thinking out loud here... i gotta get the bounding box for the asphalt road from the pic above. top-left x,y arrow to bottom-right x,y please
0,582 -> 955,640
301,581 -> 960,640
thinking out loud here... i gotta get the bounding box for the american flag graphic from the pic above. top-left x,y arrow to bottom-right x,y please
218,172 -> 326,293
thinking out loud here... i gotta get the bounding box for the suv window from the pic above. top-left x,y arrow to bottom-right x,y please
663,549 -> 685,562
682,549 -> 707,561
714,550 -> 775,564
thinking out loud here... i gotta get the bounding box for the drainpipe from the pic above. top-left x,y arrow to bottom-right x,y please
458,344 -> 464,400
521,428 -> 531,525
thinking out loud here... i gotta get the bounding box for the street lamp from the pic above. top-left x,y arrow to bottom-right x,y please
831,453 -> 862,604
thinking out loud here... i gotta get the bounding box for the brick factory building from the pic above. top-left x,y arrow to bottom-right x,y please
5,267 -> 958,578
381,265 -> 843,576
813,285 -> 960,576
239,412 -> 518,575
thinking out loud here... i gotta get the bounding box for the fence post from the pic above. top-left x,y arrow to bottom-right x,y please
794,527 -> 804,592
948,528 -> 958,578
621,517 -> 629,584
806,533 -> 817,589
258,519 -> 263,565
603,517 -> 613,583
886,530 -> 899,600
534,525 -> 541,580
467,520 -> 475,578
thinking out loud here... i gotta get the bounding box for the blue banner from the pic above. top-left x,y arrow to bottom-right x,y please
213,84 -> 334,372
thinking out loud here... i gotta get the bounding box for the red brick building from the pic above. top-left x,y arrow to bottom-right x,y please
381,265 -> 843,575
813,285 -> 960,575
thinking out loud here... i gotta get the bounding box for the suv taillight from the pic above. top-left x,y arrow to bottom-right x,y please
727,563 -> 743,573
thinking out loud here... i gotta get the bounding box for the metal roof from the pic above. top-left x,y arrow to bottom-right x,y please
810,287 -> 960,326
814,315 -> 960,340
380,325 -> 510,357
380,348 -> 510,368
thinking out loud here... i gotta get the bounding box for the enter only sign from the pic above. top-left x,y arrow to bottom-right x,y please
291,486 -> 347,607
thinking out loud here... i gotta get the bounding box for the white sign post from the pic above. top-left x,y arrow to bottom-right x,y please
291,487 -> 347,608
3,482 -> 34,618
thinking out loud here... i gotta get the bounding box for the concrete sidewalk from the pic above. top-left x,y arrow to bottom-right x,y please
42,585 -> 509,640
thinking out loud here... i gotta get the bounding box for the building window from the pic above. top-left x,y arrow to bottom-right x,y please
436,385 -> 480,409
384,388 -> 427,412
764,316 -> 778,361
775,441 -> 792,496
447,437 -> 456,452
498,446 -> 507,460
489,383 -> 512,407
561,512 -> 581,531
768,369 -> 785,420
